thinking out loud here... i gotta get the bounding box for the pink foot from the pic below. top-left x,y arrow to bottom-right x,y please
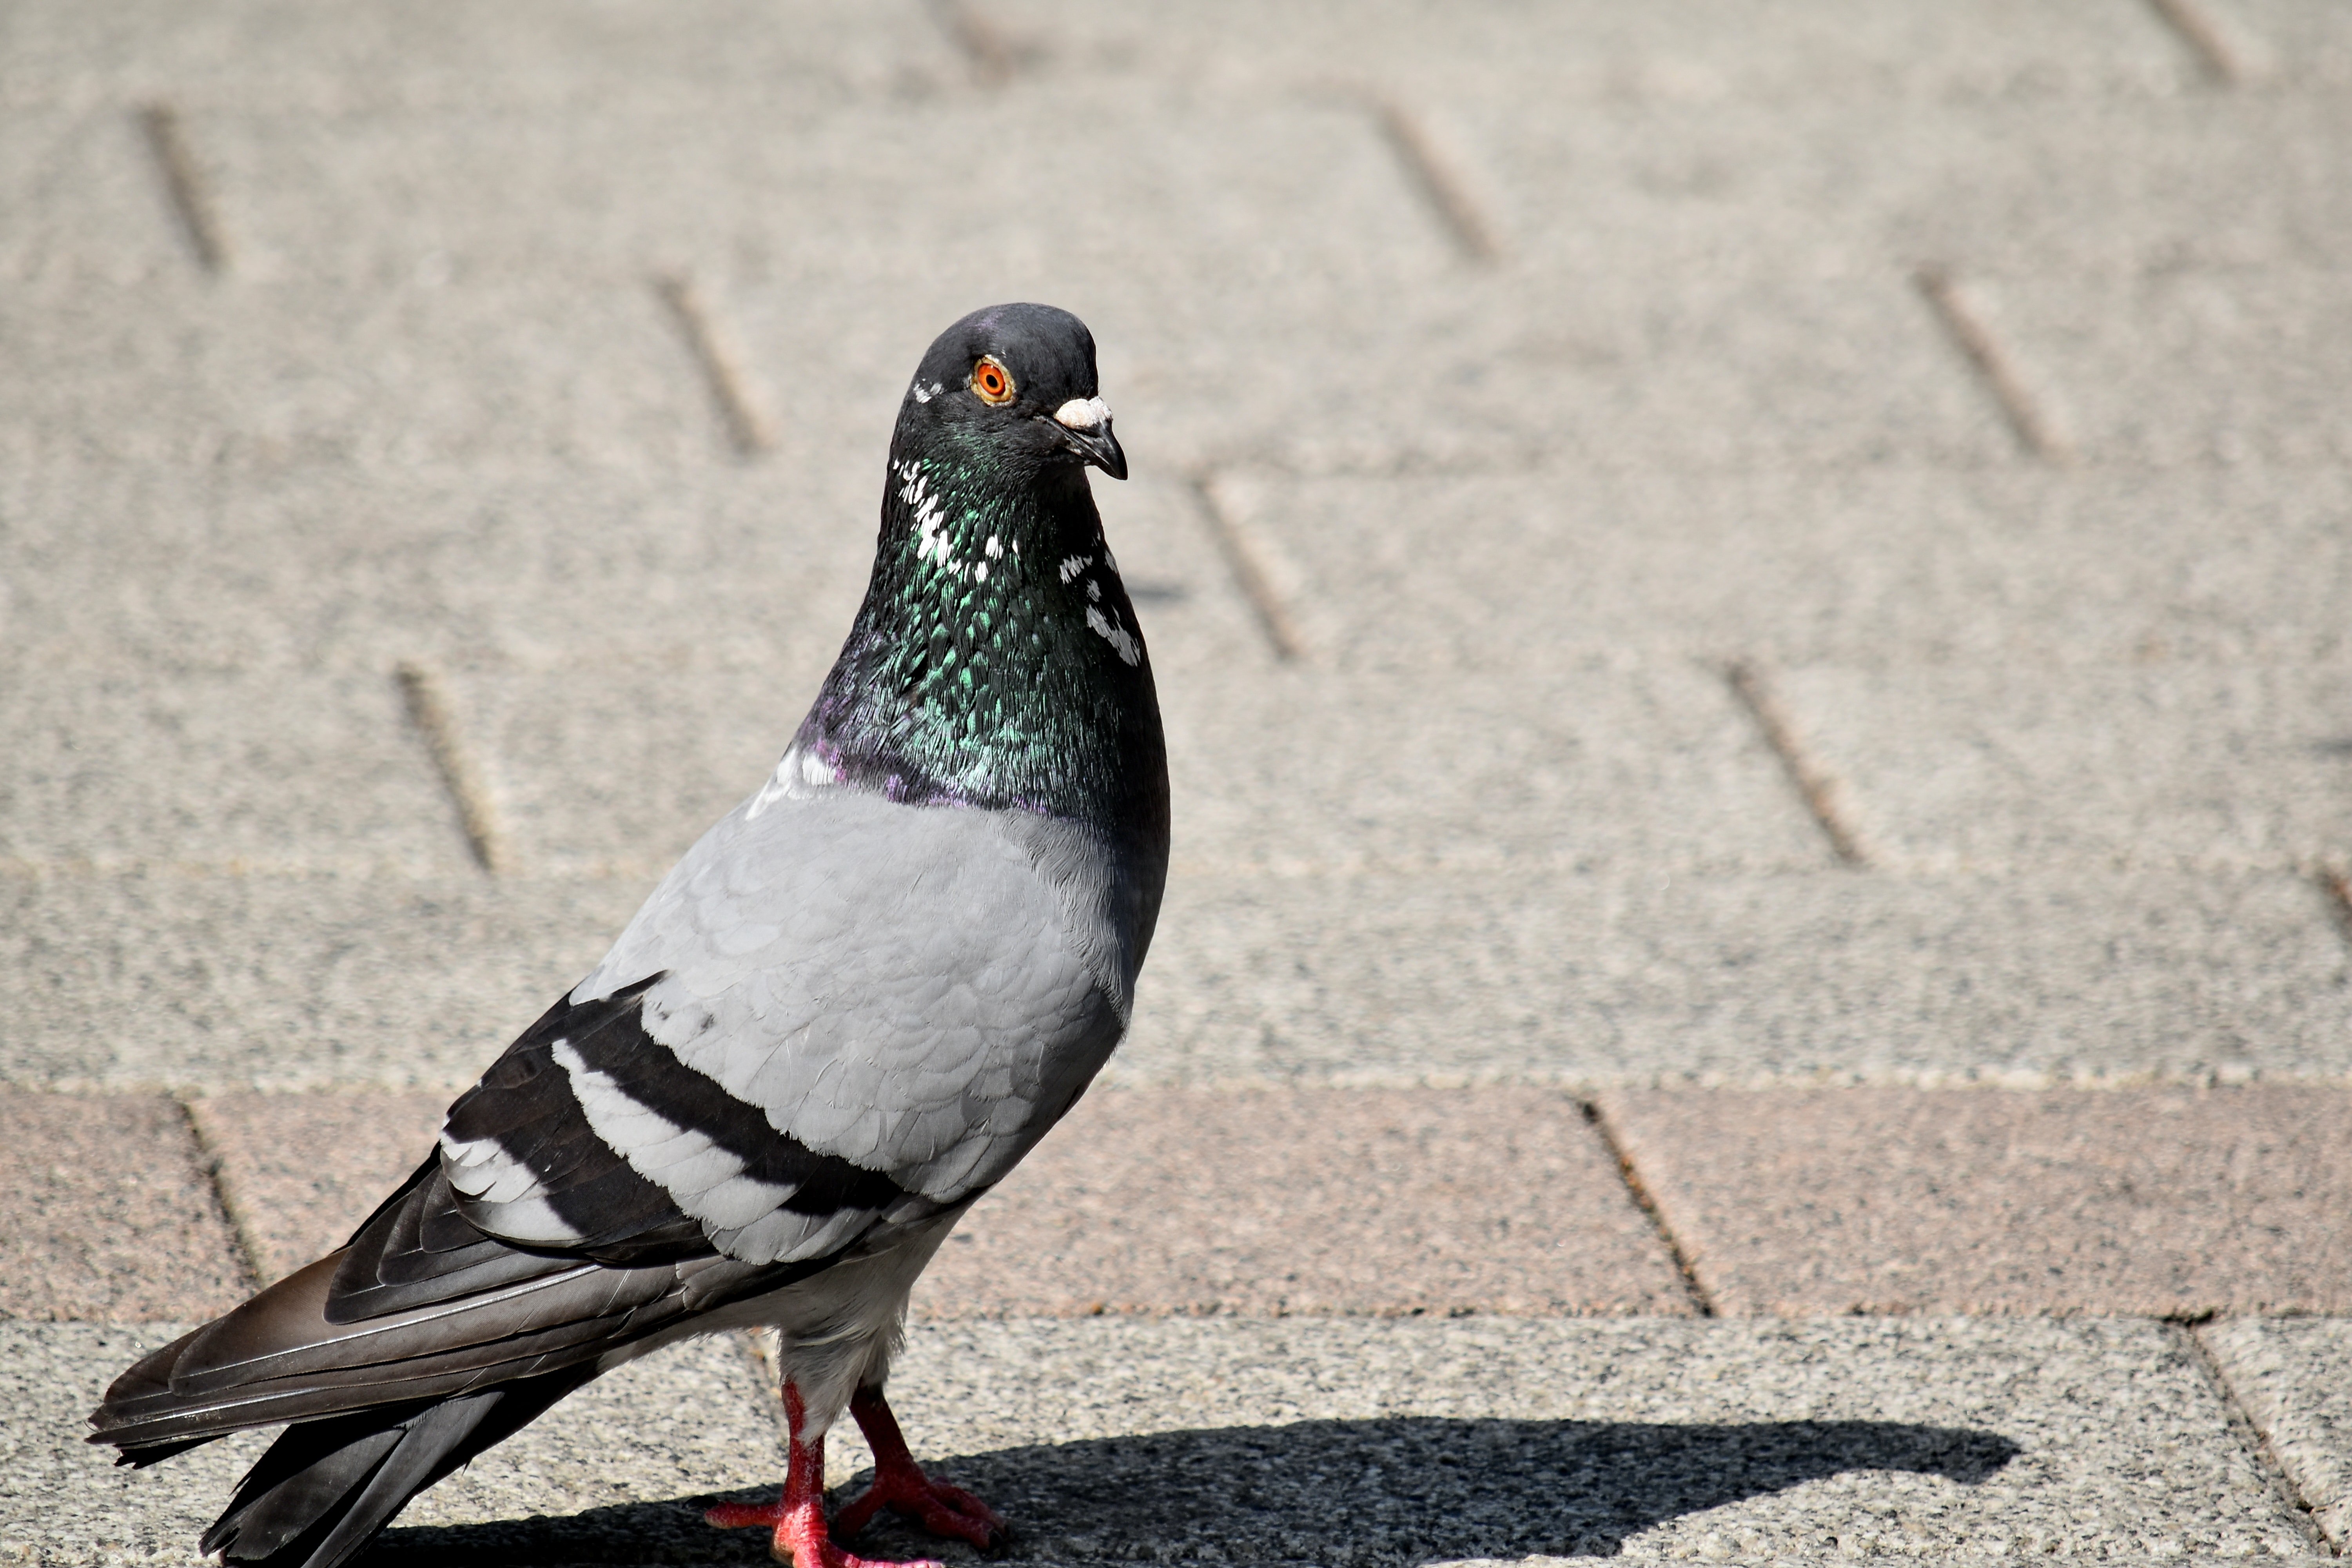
706,1383 -> 948,1568
705,1494 -> 940,1568
832,1385 -> 1008,1550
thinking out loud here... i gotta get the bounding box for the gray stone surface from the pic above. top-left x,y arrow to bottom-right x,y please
1770,662 -> 2352,873
0,451 -> 880,677
0,1321 -> 785,1568
858,1314 -> 2321,1563
23,1315 -> 2314,1566
1160,655 -> 1830,876
2200,1316 -> 2352,1550
0,869 -> 641,1091
1118,866 -> 2352,1089
0,1323 -> 272,1568
0,667 -> 470,874
0,280 -> 708,469
1985,264 -> 2352,468
1205,463 -> 2352,671
977,0 -> 2205,103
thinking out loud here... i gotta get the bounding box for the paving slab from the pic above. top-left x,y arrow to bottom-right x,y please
1160,654 -> 1830,876
1445,89 -> 2352,285
187,1089 -> 448,1286
1983,264 -> 2352,468
0,869 -> 641,1093
138,83 -> 1445,293
1870,92 -> 2352,276
0,0 -> 954,113
0,666 -> 473,875
8,1315 -> 2319,1564
1117,866 -> 2352,1089
0,1323 -> 273,1567
976,0 -> 2202,103
916,1086 -> 1688,1319
0,1321 -> 784,1568
863,1314 -> 2316,1563
1597,1086 -> 2352,1316
2200,1316 -> 2352,1550
0,107 -> 187,287
1770,661 -> 2352,874
0,1091 -> 249,1321
0,278 -> 707,470
0,451 -> 875,678
2224,0 -> 2352,87
1205,462 -> 2352,671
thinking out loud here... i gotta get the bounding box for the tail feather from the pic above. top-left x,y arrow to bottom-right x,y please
89,1249 -> 687,1452
85,1147 -> 806,1566
201,1370 -> 591,1568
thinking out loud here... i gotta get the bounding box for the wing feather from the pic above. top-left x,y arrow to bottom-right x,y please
435,791 -> 1144,1270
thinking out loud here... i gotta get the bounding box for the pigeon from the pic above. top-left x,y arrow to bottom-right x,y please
89,302 -> 1169,1568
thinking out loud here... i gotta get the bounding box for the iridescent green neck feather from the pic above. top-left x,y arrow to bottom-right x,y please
796,425 -> 1167,840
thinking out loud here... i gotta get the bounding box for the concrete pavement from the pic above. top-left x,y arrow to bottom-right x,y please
4,1 -> 2350,1562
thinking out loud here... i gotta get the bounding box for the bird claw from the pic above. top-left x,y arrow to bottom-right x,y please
833,1467 -> 1007,1550
704,1497 -> 946,1568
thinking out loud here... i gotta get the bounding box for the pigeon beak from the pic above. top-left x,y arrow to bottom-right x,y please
1050,397 -> 1127,481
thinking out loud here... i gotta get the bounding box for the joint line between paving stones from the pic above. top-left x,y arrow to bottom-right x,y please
926,0 -> 1020,87
395,661 -> 509,875
1191,472 -> 1307,662
1579,1099 -> 1715,1317
1368,100 -> 1501,265
1913,265 -> 2073,464
2314,865 -> 2352,956
138,103 -> 229,275
2175,1319 -> 2338,1554
1723,659 -> 1869,868
653,272 -> 779,458
2143,0 -> 2269,85
174,1097 -> 267,1295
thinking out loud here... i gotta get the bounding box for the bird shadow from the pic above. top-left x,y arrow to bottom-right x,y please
364,1416 -> 2015,1565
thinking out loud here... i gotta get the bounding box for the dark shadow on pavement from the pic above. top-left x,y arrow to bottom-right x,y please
365,1416 -> 2017,1565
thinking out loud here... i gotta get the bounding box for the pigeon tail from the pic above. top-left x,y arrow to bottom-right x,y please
199,1369 -> 590,1568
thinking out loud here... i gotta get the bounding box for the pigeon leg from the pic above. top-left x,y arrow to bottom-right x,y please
831,1383 -> 1007,1549
707,1383 -> 942,1568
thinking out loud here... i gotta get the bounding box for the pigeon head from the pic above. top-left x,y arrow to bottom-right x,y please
788,304 -> 1168,840
897,302 -> 1127,483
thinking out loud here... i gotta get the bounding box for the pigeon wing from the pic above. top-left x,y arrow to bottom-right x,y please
436,787 -> 1146,1277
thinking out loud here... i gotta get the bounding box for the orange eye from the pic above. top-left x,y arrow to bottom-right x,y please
970,356 -> 1016,406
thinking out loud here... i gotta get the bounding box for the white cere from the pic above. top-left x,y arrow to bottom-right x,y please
1086,604 -> 1142,666
1054,396 -> 1113,430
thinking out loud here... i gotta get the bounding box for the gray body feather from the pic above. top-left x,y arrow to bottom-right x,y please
445,775 -> 1147,1267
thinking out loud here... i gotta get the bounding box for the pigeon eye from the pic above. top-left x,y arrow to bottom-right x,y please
969,356 -> 1016,406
